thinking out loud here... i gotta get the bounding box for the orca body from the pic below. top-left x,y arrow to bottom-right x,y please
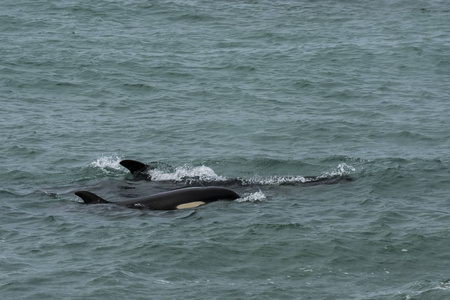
75,186 -> 240,210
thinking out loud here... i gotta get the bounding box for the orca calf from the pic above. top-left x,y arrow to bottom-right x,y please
75,186 -> 240,210
119,159 -> 353,186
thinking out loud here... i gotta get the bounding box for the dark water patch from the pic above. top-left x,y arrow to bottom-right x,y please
122,82 -> 155,91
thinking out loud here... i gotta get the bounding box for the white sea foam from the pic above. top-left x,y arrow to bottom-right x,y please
246,175 -> 312,185
319,163 -> 356,178
235,190 -> 266,202
89,155 -> 124,172
148,165 -> 227,182
433,280 -> 450,291
242,163 -> 355,185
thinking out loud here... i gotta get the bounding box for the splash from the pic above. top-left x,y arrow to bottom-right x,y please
148,165 -> 227,182
236,190 -> 267,202
89,155 -> 124,173
318,163 -> 356,178
433,280 -> 450,291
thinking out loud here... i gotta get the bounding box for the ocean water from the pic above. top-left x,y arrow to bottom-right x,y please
1,0 -> 450,299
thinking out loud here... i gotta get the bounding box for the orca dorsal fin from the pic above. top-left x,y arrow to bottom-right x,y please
75,191 -> 111,204
119,160 -> 149,174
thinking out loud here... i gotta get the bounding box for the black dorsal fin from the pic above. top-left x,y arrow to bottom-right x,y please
119,159 -> 149,174
75,191 -> 110,204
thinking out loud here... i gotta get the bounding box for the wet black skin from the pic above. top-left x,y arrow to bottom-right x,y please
75,186 -> 240,210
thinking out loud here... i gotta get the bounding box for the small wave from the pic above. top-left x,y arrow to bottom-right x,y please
89,155 -> 124,173
236,190 -> 266,203
148,165 -> 227,182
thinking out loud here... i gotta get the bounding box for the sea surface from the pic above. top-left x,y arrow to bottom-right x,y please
1,0 -> 450,299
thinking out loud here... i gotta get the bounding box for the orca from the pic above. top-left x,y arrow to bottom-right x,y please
74,186 -> 240,210
119,159 -> 353,185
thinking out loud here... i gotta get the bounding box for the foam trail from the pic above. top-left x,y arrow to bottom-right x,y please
246,176 -> 313,185
244,163 -> 355,185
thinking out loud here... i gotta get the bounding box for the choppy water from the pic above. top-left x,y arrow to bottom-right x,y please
1,0 -> 450,299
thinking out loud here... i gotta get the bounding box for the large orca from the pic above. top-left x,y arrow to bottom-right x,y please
119,159 -> 353,185
75,186 -> 240,210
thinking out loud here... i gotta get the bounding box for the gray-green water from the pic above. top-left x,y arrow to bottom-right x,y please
1,1 -> 450,299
